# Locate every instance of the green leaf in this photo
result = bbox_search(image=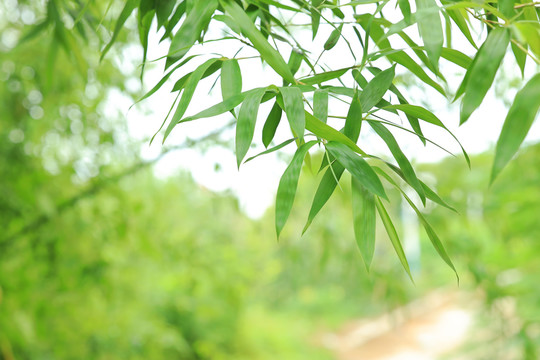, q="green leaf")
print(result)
[163,58,222,142]
[276,140,318,238]
[305,112,366,155]
[262,101,283,148]
[514,22,540,59]
[359,65,395,112]
[221,59,242,101]
[352,178,376,270]
[374,196,413,281]
[166,0,218,68]
[511,42,527,78]
[156,0,176,29]
[313,89,328,124]
[416,0,443,68]
[299,67,350,85]
[441,47,472,69]
[368,121,426,204]
[180,89,258,123]
[326,141,387,199]
[100,0,138,61]
[236,88,268,167]
[245,138,296,164]
[221,0,295,84]
[303,162,345,234]
[280,87,305,142]
[287,48,303,76]
[444,8,477,49]
[460,27,510,125]
[387,51,446,96]
[492,73,540,182]
[324,24,343,51]
[344,91,363,143]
